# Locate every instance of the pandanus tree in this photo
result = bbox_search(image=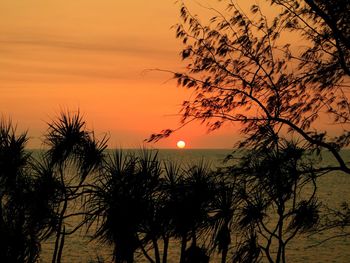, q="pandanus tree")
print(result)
[162,162,188,263]
[208,174,241,263]
[43,111,107,263]
[136,150,168,263]
[161,160,184,263]
[0,119,36,262]
[86,149,162,263]
[231,139,320,263]
[0,119,59,262]
[163,160,214,263]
